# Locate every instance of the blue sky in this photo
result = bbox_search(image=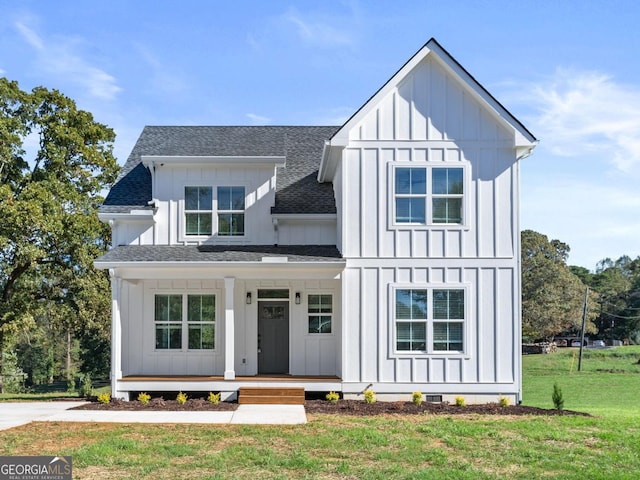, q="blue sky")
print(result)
[1,0,639,270]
